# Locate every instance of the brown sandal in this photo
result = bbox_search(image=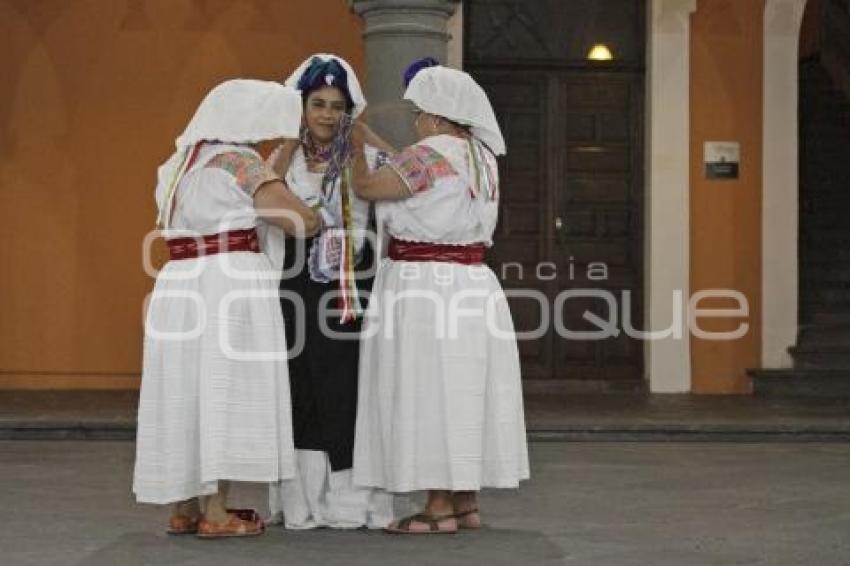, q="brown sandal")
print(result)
[167,514,200,535]
[226,508,263,523]
[453,508,481,529]
[196,509,265,539]
[384,512,458,535]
